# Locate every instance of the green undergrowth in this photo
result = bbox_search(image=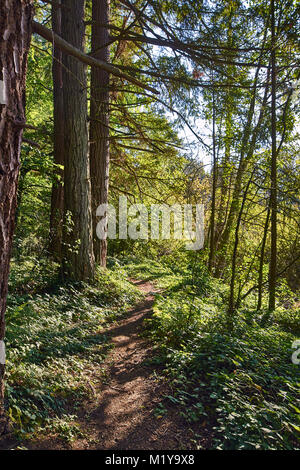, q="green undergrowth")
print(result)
[123,256,300,450]
[4,256,142,442]
[4,254,300,448]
